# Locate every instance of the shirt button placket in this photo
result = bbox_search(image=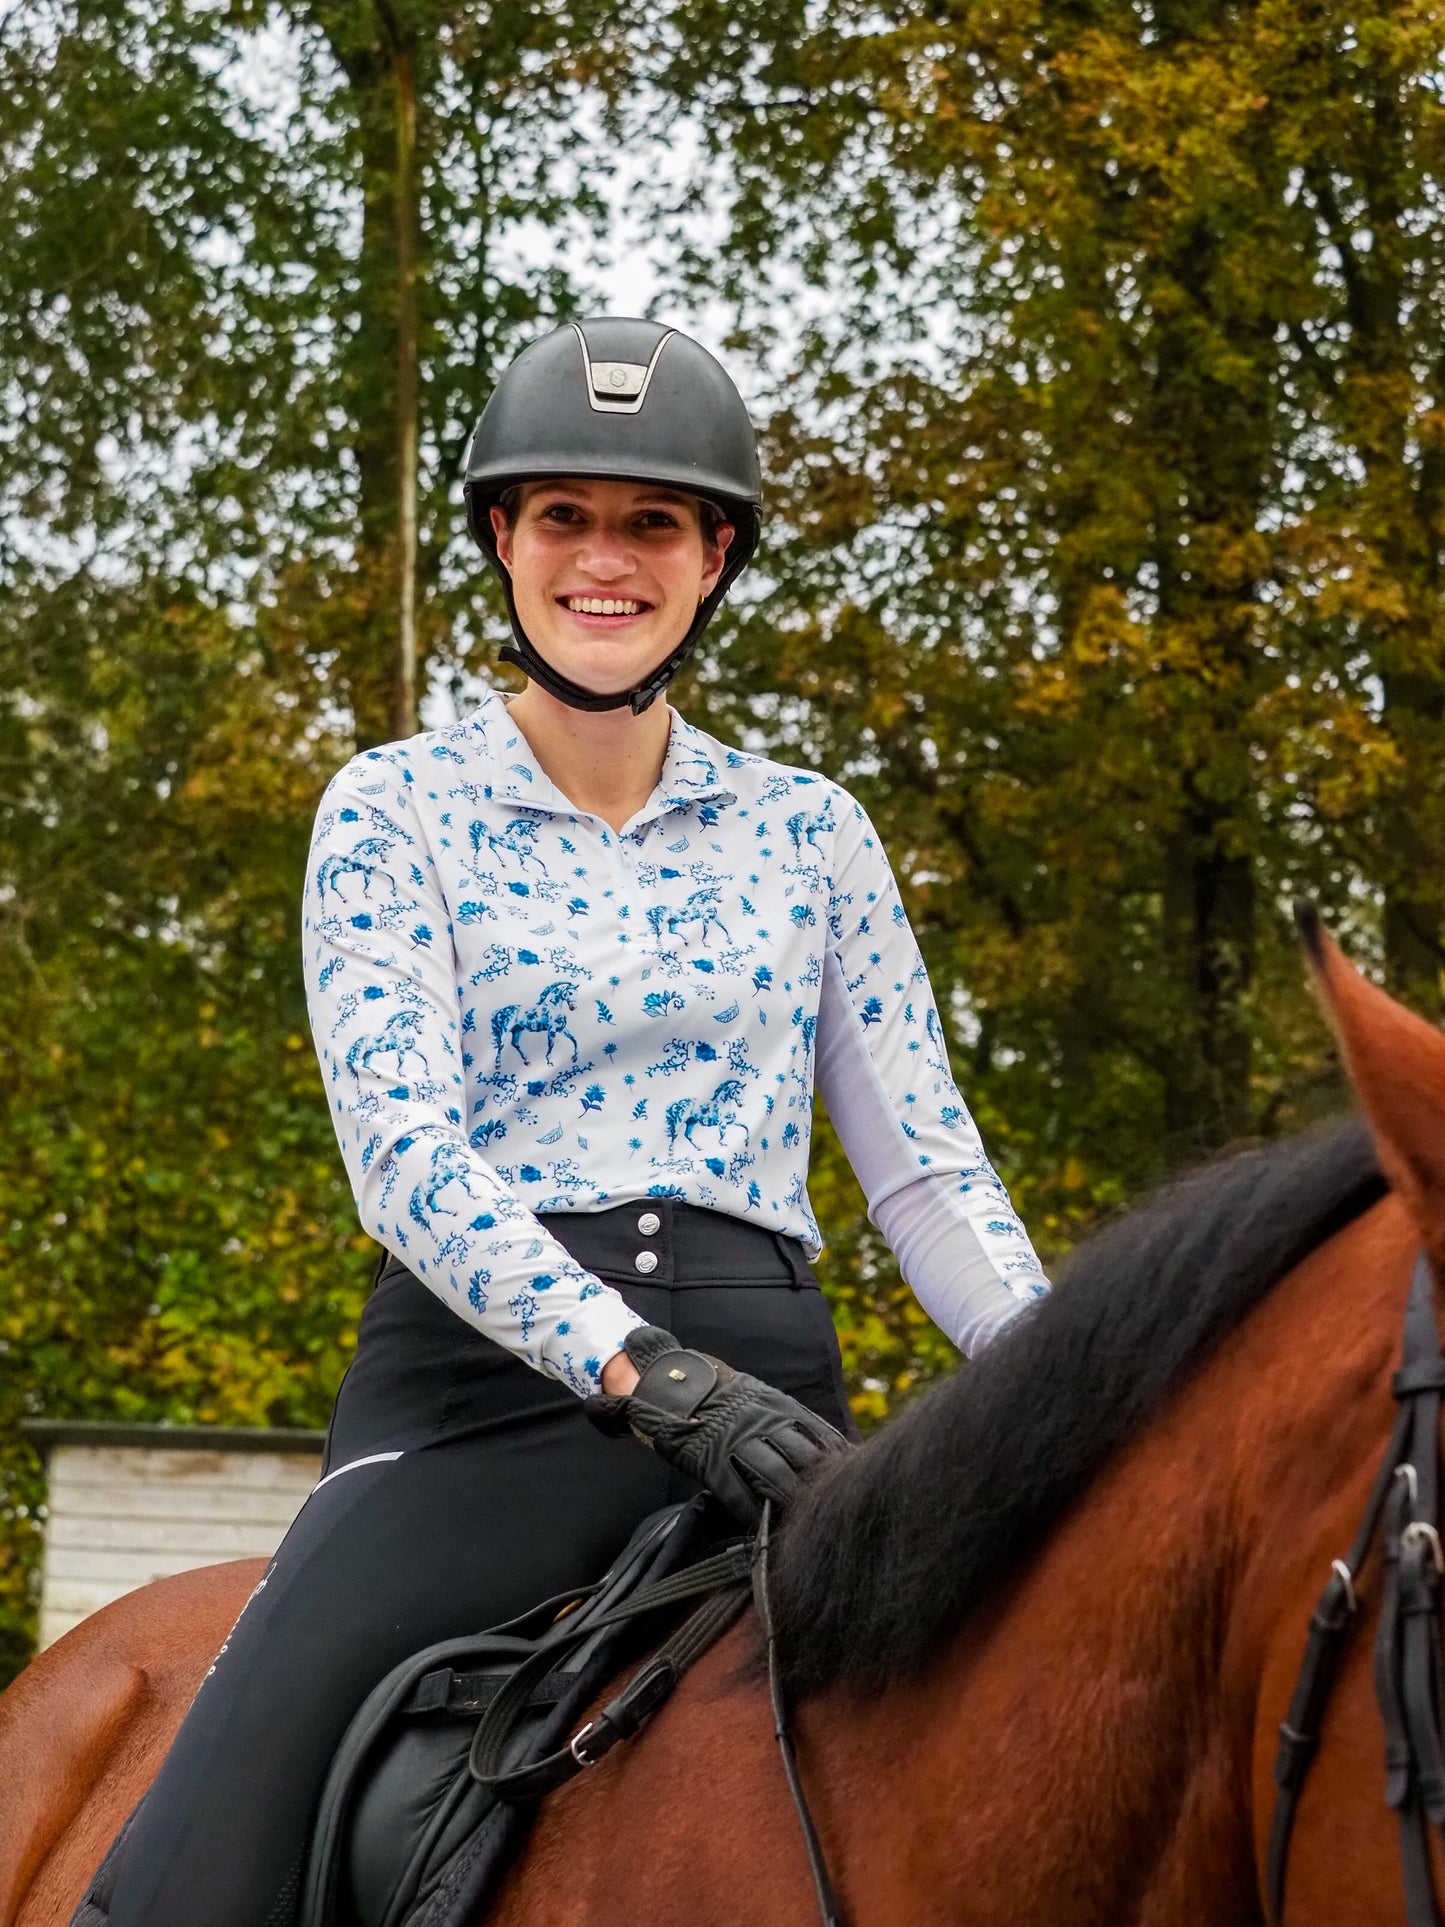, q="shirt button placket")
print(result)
[633,1206,665,1278]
